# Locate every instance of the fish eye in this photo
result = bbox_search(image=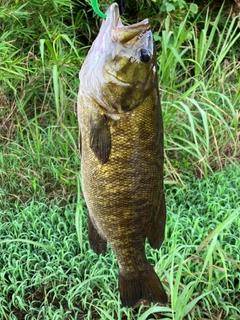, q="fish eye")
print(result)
[140,49,150,63]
